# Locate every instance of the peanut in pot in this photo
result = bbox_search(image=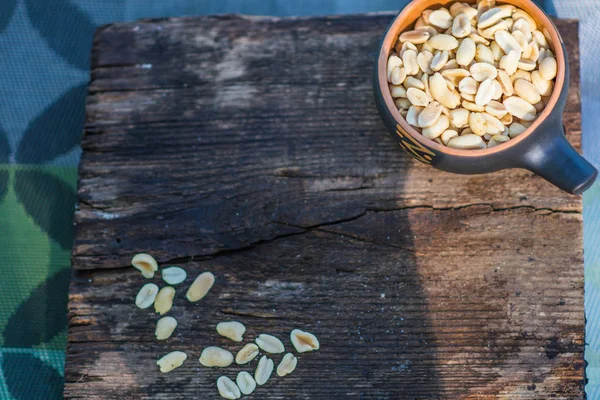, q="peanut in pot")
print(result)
[387,0,557,149]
